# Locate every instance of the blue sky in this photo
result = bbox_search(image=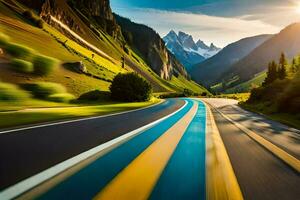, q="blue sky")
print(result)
[111,0,300,47]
